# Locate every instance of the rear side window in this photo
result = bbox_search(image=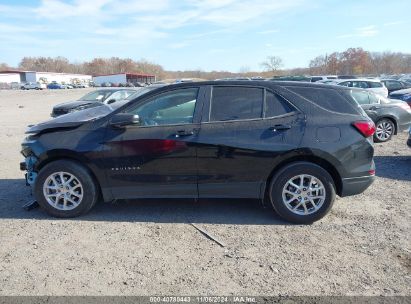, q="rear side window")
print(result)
[311,77,322,82]
[265,91,294,117]
[351,90,370,104]
[352,81,369,89]
[286,86,361,115]
[210,87,263,121]
[368,81,383,88]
